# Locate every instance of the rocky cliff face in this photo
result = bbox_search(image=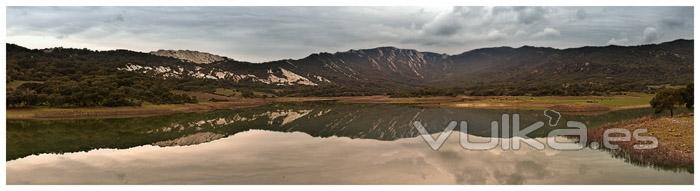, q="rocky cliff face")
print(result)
[150,49,226,64]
